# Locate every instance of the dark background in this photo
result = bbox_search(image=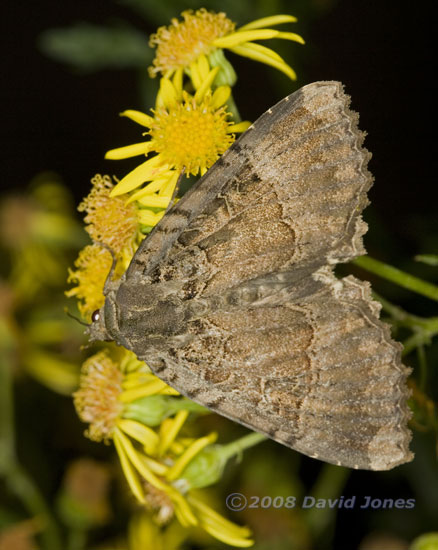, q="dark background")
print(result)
[2,2,437,549]
[3,1,435,246]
